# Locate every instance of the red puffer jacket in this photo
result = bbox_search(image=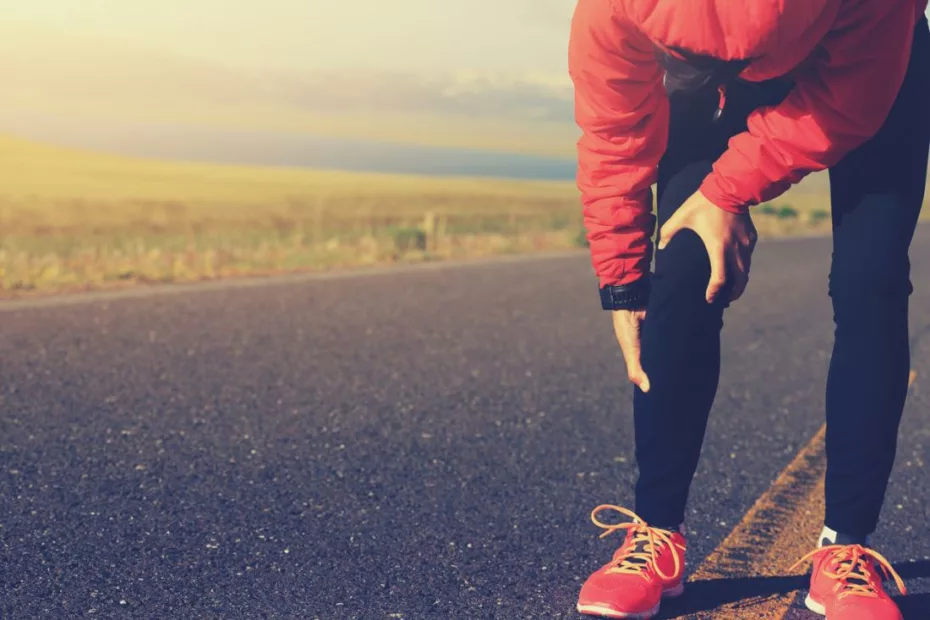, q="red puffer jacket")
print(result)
[569,0,928,287]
